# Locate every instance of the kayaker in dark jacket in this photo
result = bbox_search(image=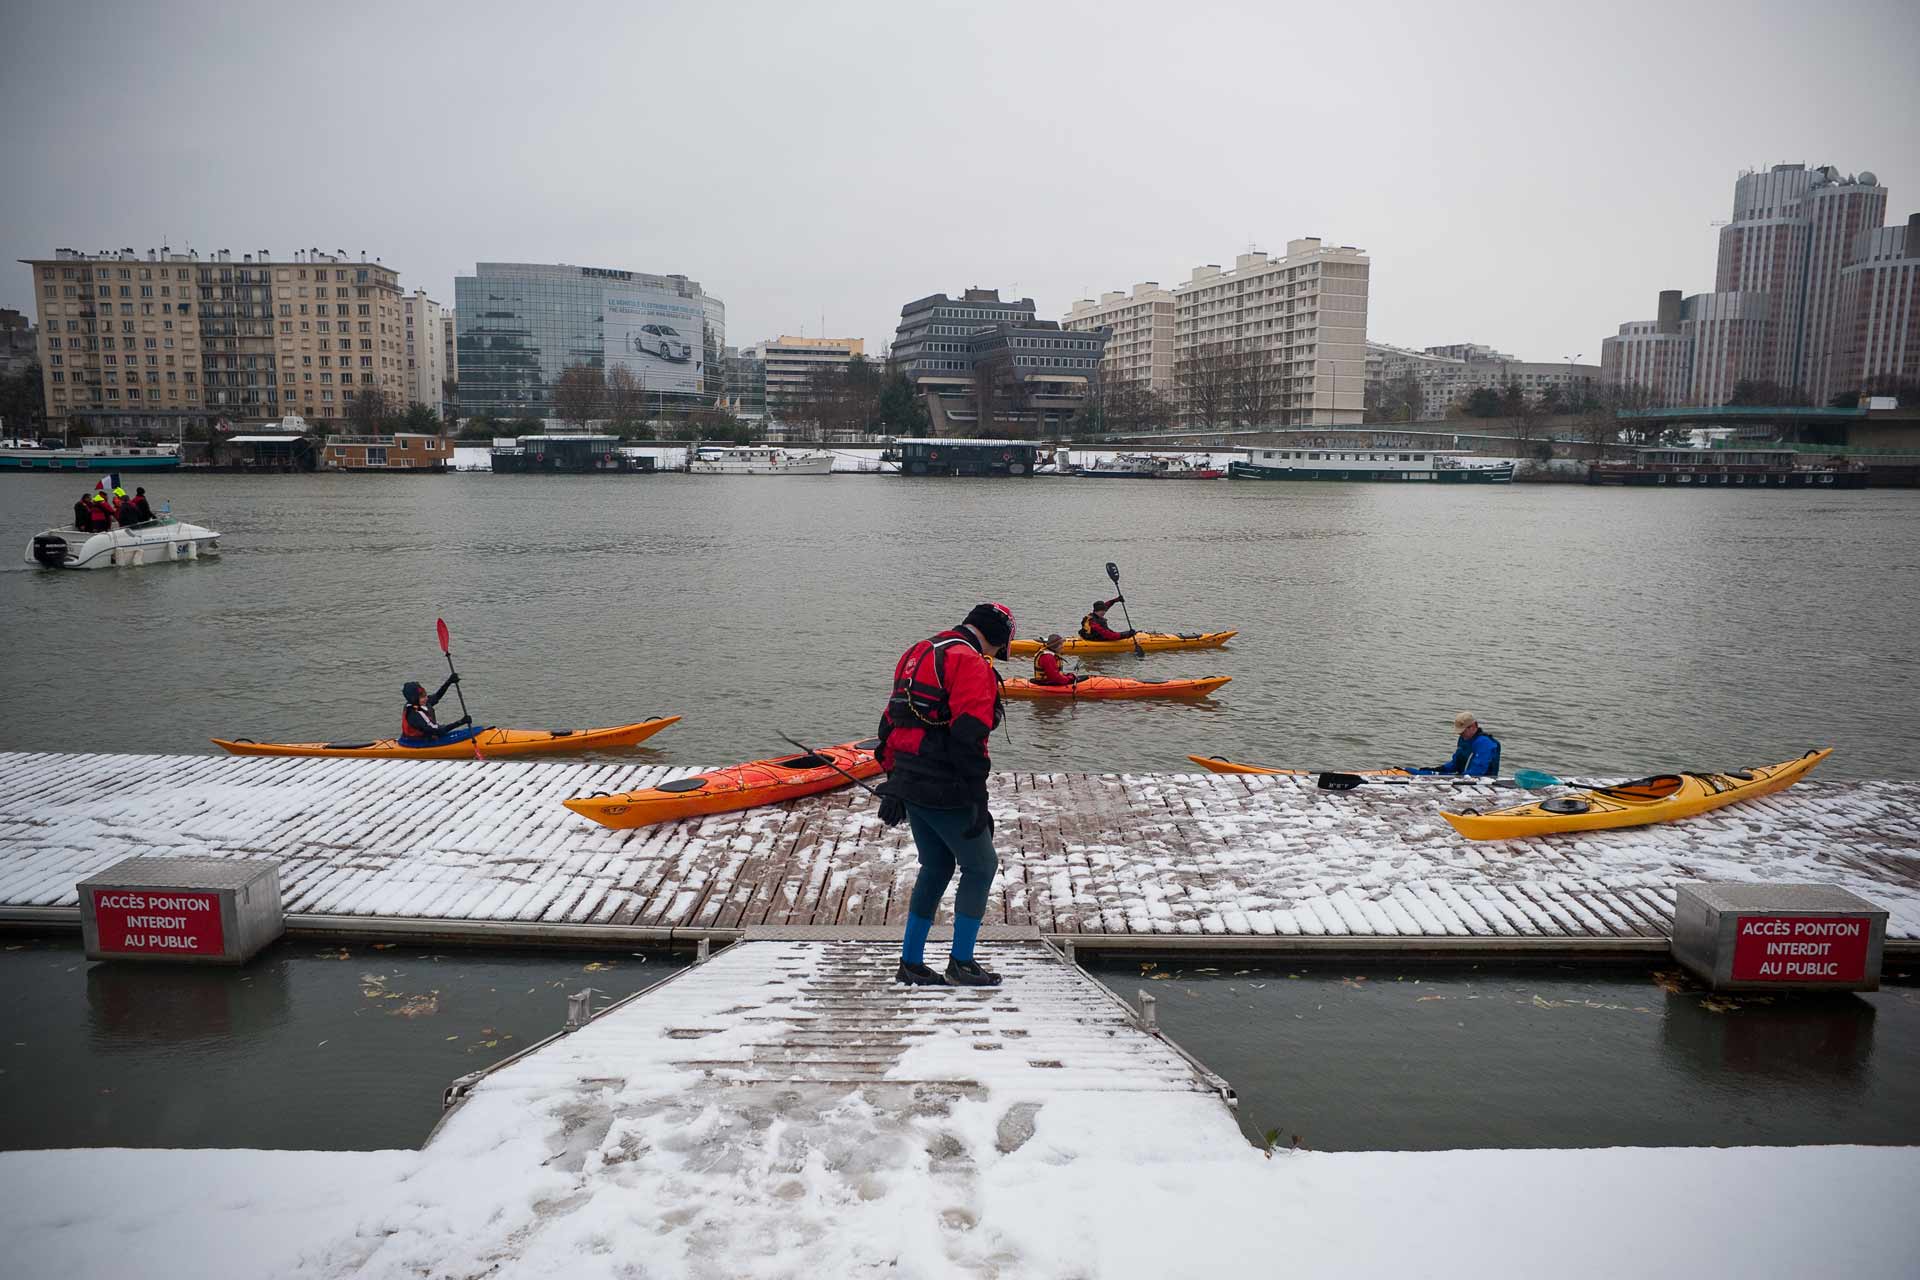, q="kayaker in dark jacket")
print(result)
[400,675,470,744]
[1080,597,1135,642]
[875,602,1013,988]
[1031,635,1080,686]
[1410,712,1501,777]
